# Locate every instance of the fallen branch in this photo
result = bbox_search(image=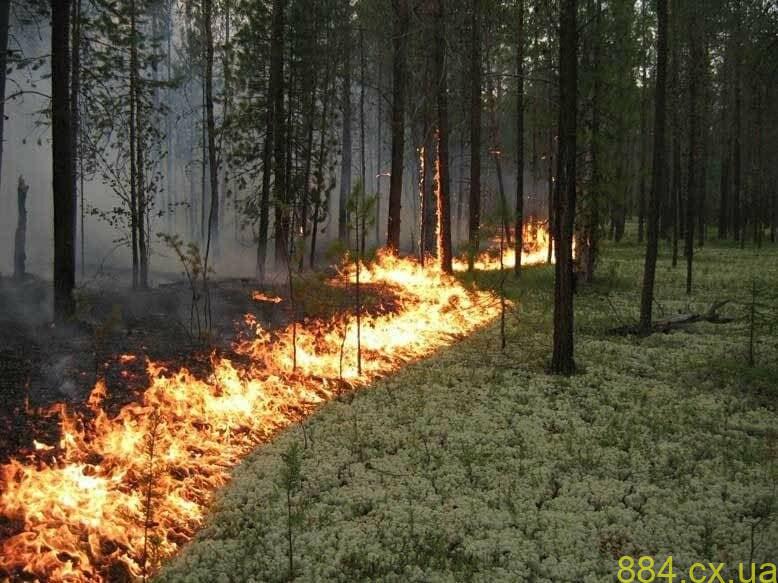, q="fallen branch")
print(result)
[611,300,735,335]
